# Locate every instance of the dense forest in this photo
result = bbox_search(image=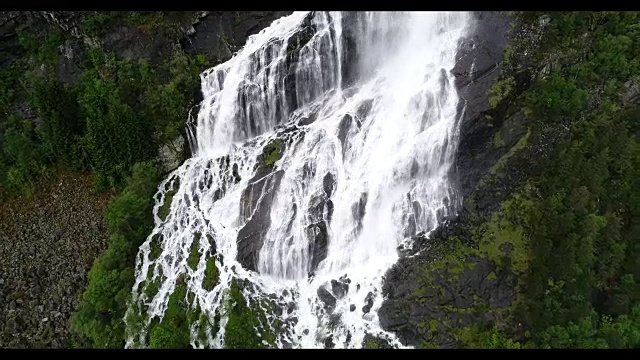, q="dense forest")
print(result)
[0,11,638,348]
[482,12,640,348]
